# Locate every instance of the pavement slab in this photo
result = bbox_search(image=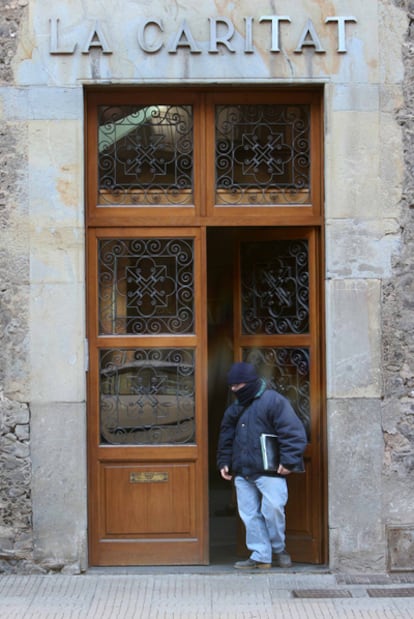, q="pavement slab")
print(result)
[1,573,414,618]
